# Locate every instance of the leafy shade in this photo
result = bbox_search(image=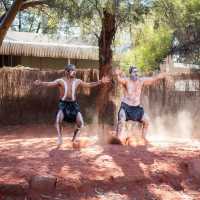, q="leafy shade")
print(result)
[121,23,173,73]
[153,0,200,57]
